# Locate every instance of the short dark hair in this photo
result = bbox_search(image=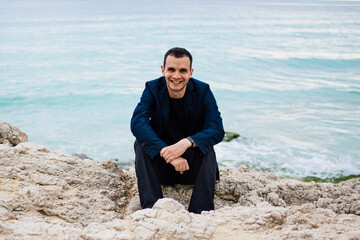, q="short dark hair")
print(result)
[163,47,193,69]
